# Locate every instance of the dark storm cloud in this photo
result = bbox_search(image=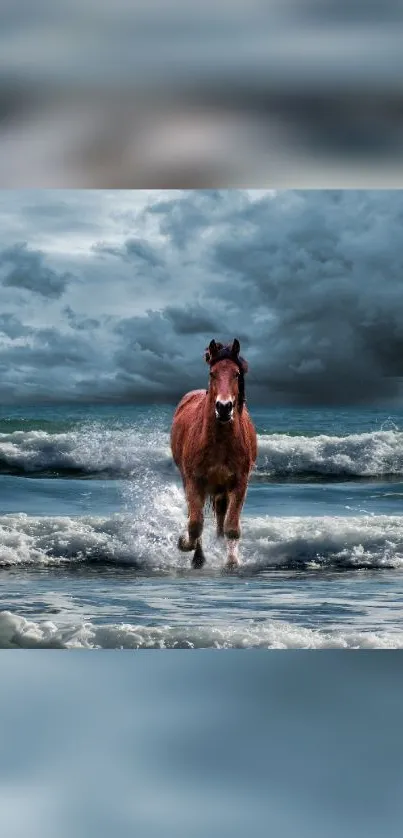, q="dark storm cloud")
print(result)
[109,303,253,405]
[113,312,177,359]
[94,237,164,268]
[111,308,222,403]
[2,189,403,406]
[0,313,32,339]
[19,199,104,235]
[2,327,92,368]
[0,242,71,298]
[164,304,221,335]
[206,190,403,404]
[131,189,403,406]
[92,235,169,292]
[63,306,100,332]
[143,190,248,249]
[0,314,115,403]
